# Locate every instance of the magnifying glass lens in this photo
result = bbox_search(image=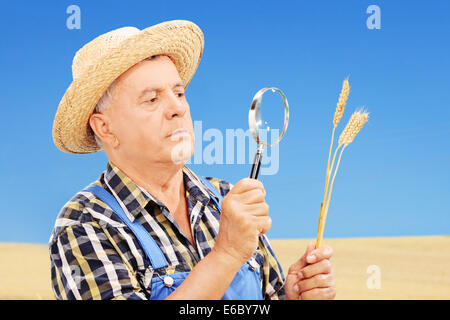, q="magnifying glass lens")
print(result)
[249,87,289,179]
[255,89,287,144]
